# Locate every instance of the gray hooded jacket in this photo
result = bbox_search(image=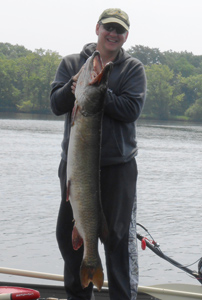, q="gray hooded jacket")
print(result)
[50,43,147,166]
